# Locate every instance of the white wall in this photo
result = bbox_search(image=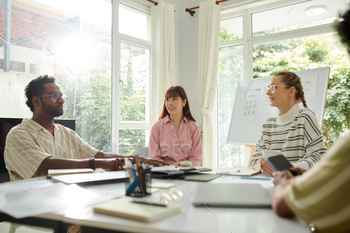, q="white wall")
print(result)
[178,0,202,121]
